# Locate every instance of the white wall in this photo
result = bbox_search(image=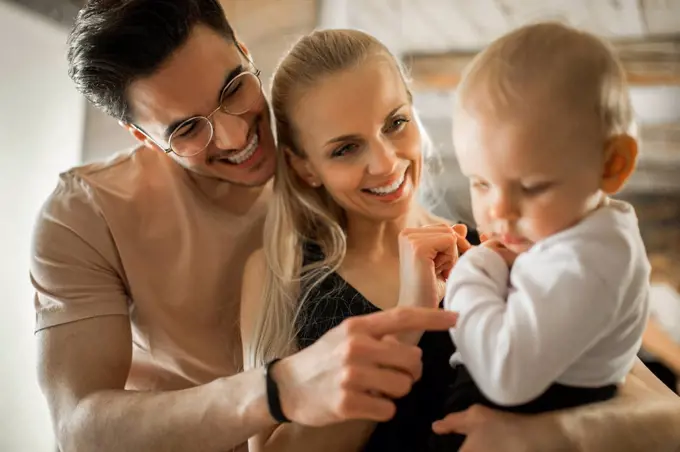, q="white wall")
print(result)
[82,102,136,162]
[0,2,85,450]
